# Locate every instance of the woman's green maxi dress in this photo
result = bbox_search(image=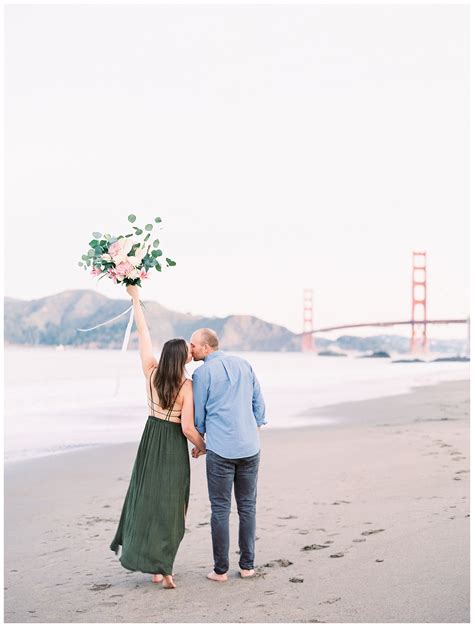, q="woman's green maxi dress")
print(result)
[110,378,190,576]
